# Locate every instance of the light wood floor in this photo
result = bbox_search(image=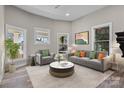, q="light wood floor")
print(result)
[0,65,124,88]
